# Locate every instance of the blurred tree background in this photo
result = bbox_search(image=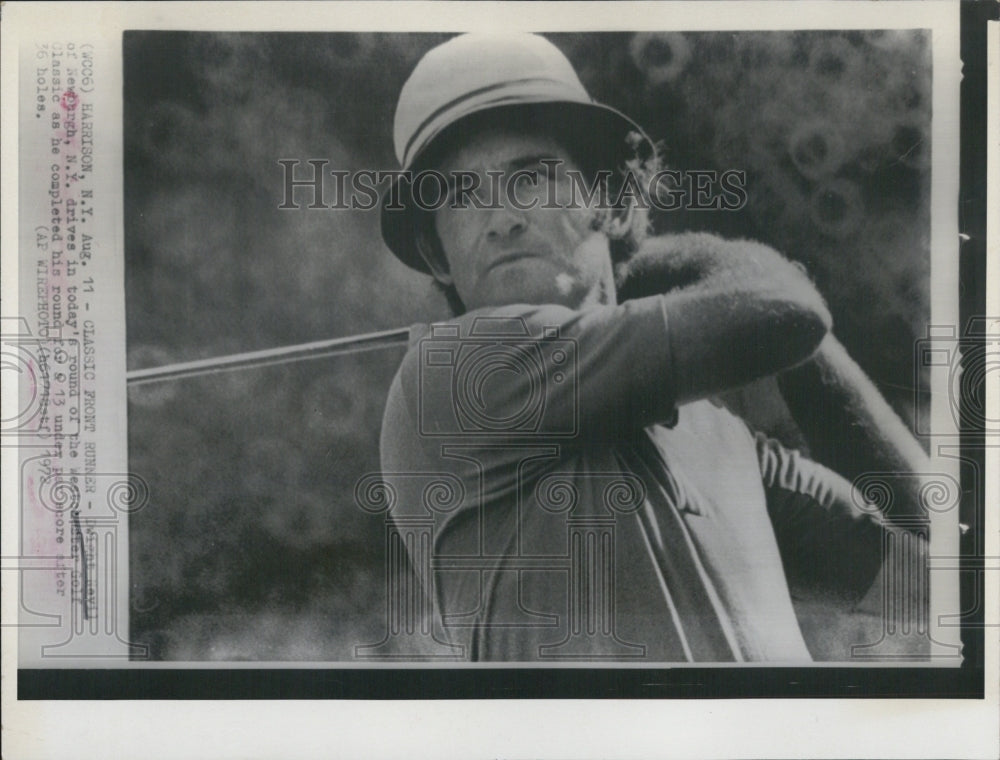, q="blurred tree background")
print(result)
[124,31,930,660]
